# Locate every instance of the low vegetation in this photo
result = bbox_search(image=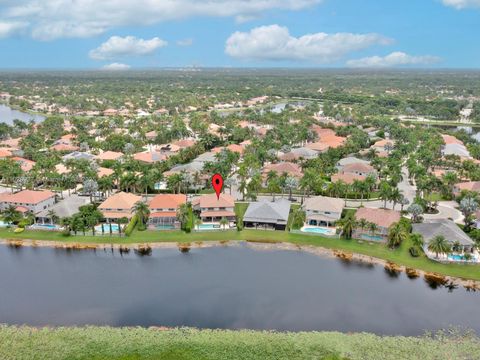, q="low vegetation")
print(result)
[0,325,478,360]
